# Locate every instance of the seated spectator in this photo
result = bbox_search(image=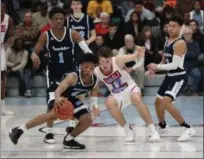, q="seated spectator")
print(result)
[125,0,155,23]
[6,38,28,96]
[118,34,145,93]
[87,0,113,18]
[103,23,124,56]
[95,12,110,35]
[159,5,174,28]
[183,27,201,96]
[32,2,49,31]
[124,11,143,42]
[18,11,39,53]
[93,7,102,23]
[138,26,162,69]
[189,0,204,32]
[157,22,169,54]
[90,34,105,55]
[48,0,63,12]
[175,0,193,16]
[121,0,134,19]
[189,19,204,53]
